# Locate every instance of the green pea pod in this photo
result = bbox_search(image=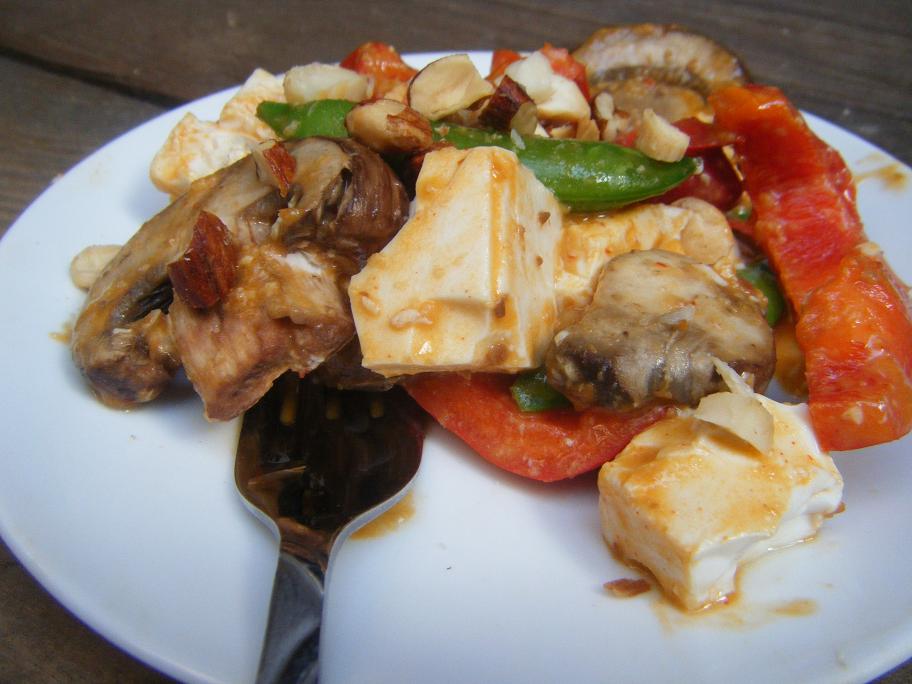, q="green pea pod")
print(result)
[510,368,571,413]
[257,99,354,139]
[256,100,698,211]
[737,261,786,326]
[432,124,699,211]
